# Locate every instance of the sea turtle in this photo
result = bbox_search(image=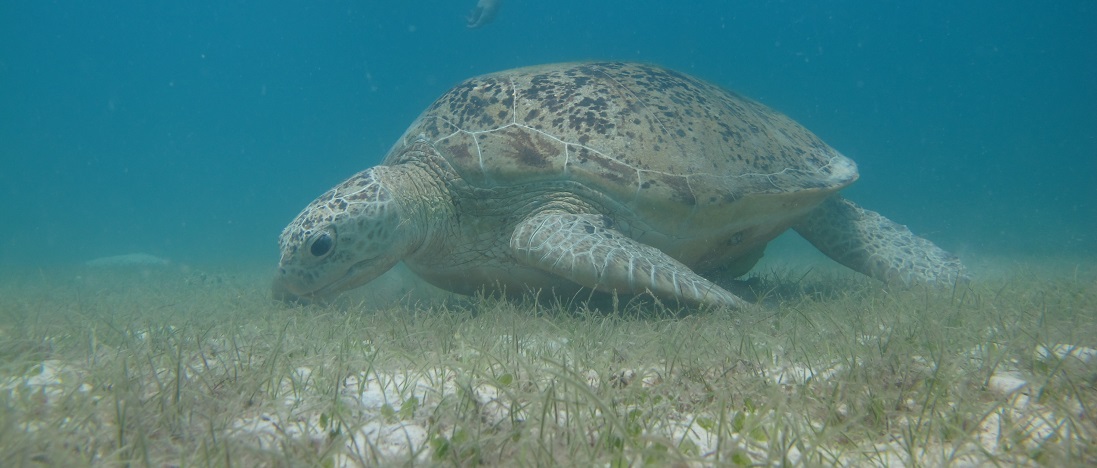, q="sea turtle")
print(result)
[273,62,966,309]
